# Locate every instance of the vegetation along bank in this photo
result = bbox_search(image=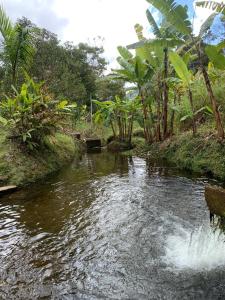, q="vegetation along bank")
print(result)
[2,0,225,185]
